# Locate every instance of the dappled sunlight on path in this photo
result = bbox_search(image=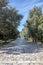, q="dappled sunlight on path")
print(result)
[0,38,43,65]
